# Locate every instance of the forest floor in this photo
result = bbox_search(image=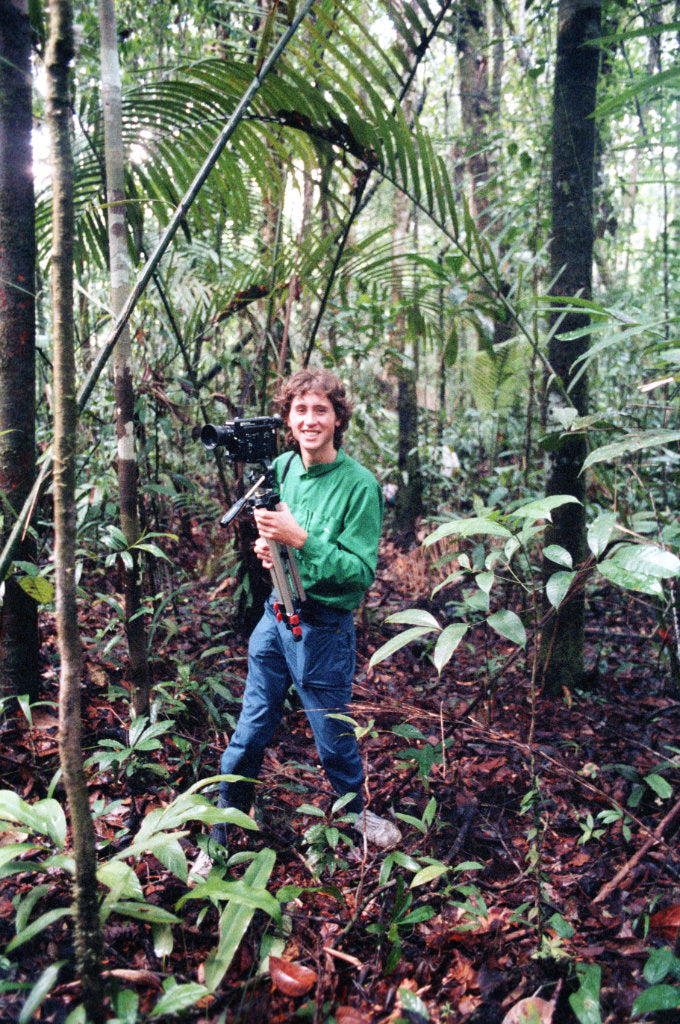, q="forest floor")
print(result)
[2,524,680,1024]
